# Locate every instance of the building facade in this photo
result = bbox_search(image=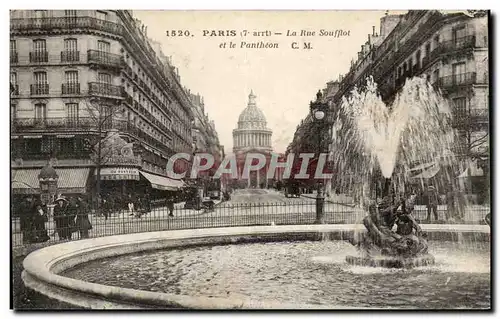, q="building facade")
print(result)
[232,91,276,188]
[9,10,218,204]
[288,10,489,201]
[189,92,225,194]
